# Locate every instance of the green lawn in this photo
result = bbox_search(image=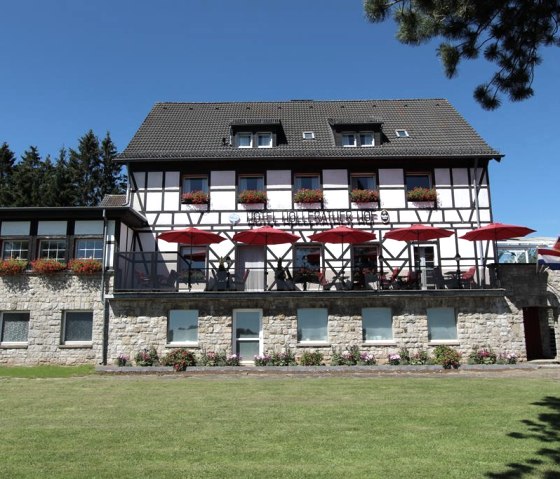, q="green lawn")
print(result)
[0,373,558,478]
